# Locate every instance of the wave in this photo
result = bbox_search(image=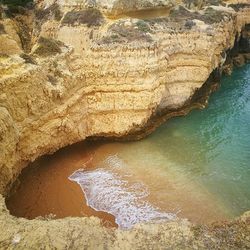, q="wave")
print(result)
[69,155,175,229]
